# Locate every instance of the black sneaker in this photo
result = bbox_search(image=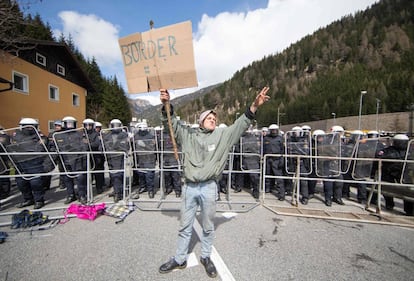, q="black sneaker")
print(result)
[16,200,34,208]
[159,258,187,274]
[200,257,217,278]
